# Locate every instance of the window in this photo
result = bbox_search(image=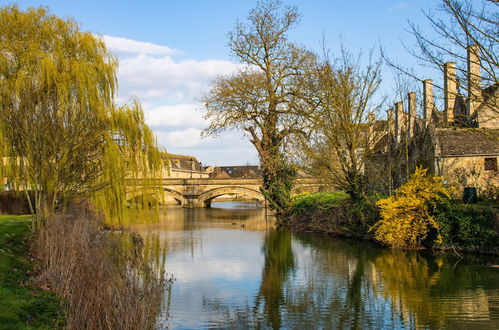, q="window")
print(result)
[484,157,497,171]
